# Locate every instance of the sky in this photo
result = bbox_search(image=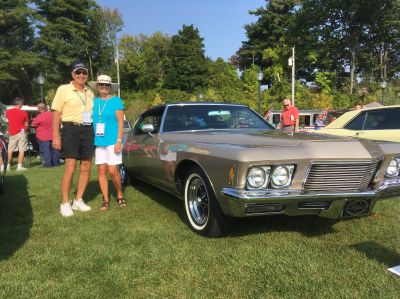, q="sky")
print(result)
[96,0,266,60]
